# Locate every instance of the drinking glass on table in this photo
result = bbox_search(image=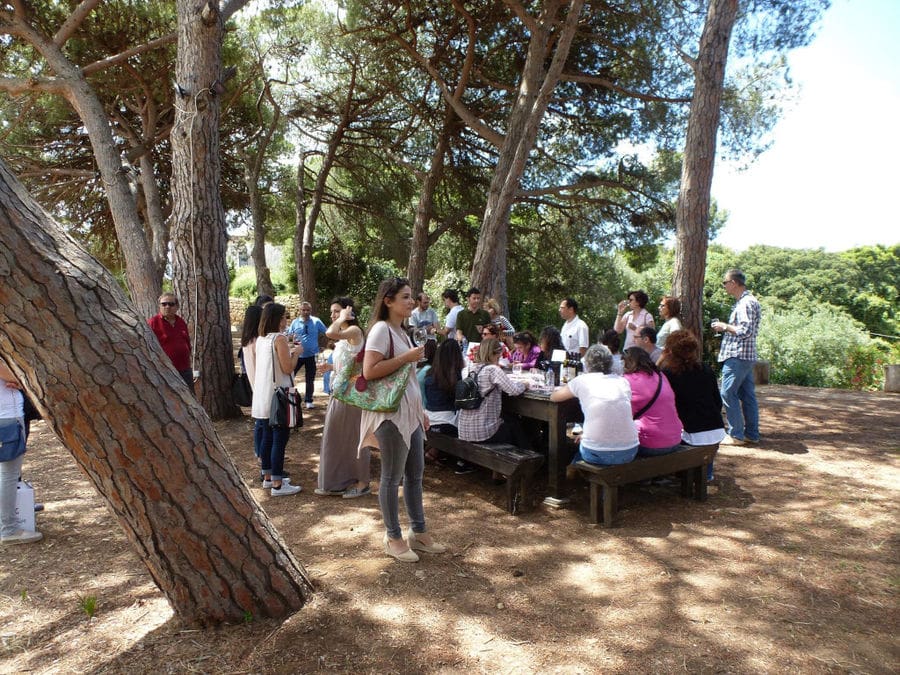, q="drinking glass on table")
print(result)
[511,362,523,376]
